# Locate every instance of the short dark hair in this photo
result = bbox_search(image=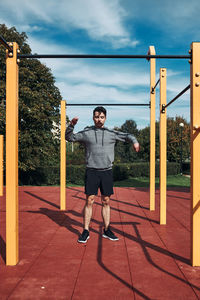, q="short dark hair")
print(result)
[93,106,107,117]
